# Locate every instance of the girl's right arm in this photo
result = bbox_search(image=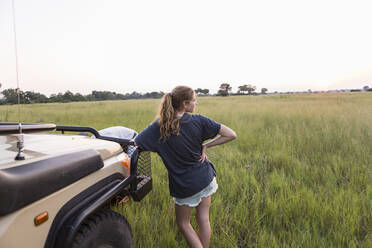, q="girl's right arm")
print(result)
[133,121,159,152]
[199,124,237,163]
